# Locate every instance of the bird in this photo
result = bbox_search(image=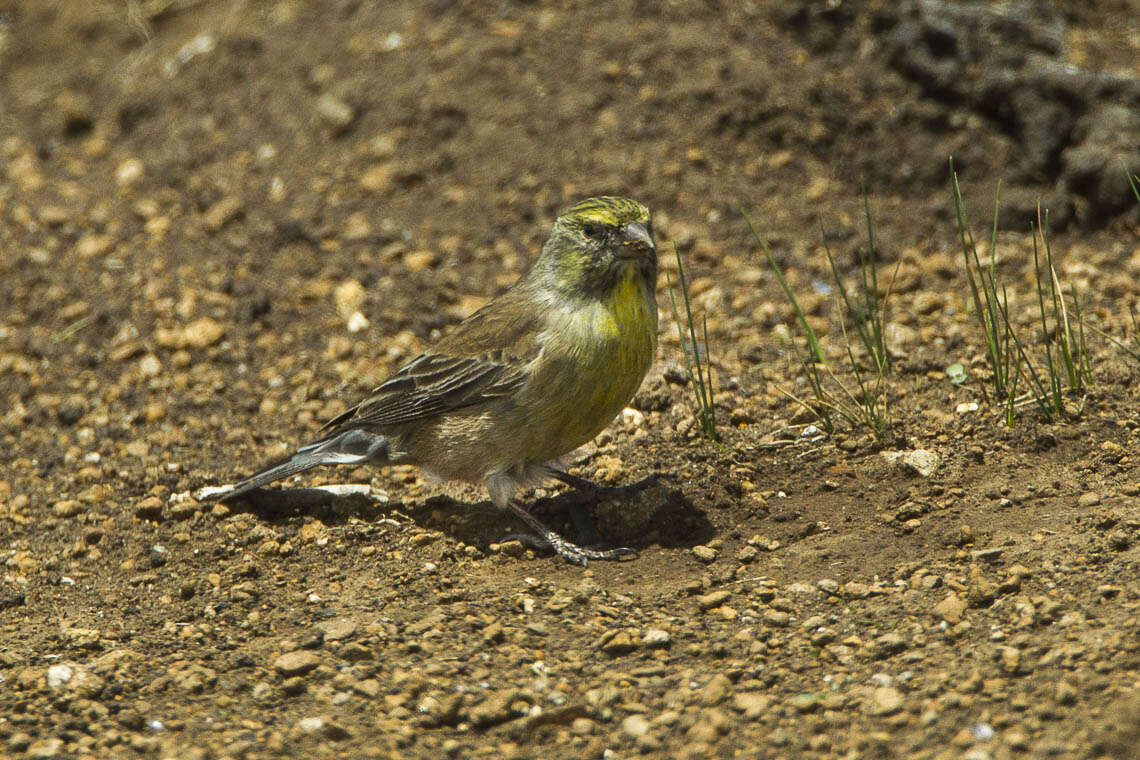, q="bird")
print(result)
[212,196,659,565]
